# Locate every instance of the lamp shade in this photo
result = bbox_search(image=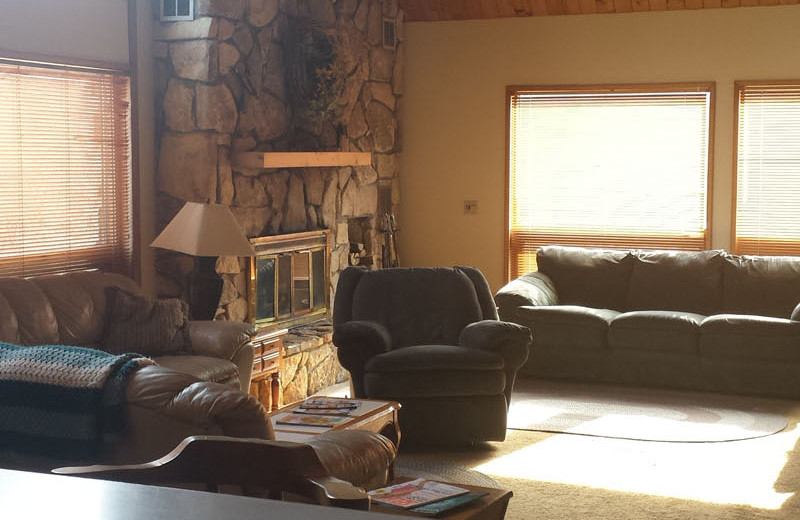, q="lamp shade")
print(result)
[151,202,254,257]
